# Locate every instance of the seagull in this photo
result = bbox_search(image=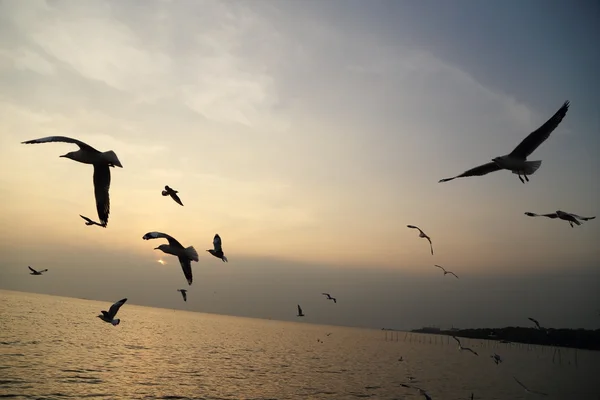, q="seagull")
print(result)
[177,289,187,302]
[452,336,479,356]
[297,304,305,317]
[528,317,543,330]
[400,383,433,400]
[326,332,332,336]
[407,225,434,255]
[439,101,570,184]
[434,265,459,279]
[22,136,123,226]
[490,353,503,365]
[97,298,127,326]
[525,210,595,228]
[162,185,183,206]
[513,376,548,397]
[28,266,48,275]
[322,293,337,303]
[142,231,199,285]
[207,234,228,262]
[79,214,105,227]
